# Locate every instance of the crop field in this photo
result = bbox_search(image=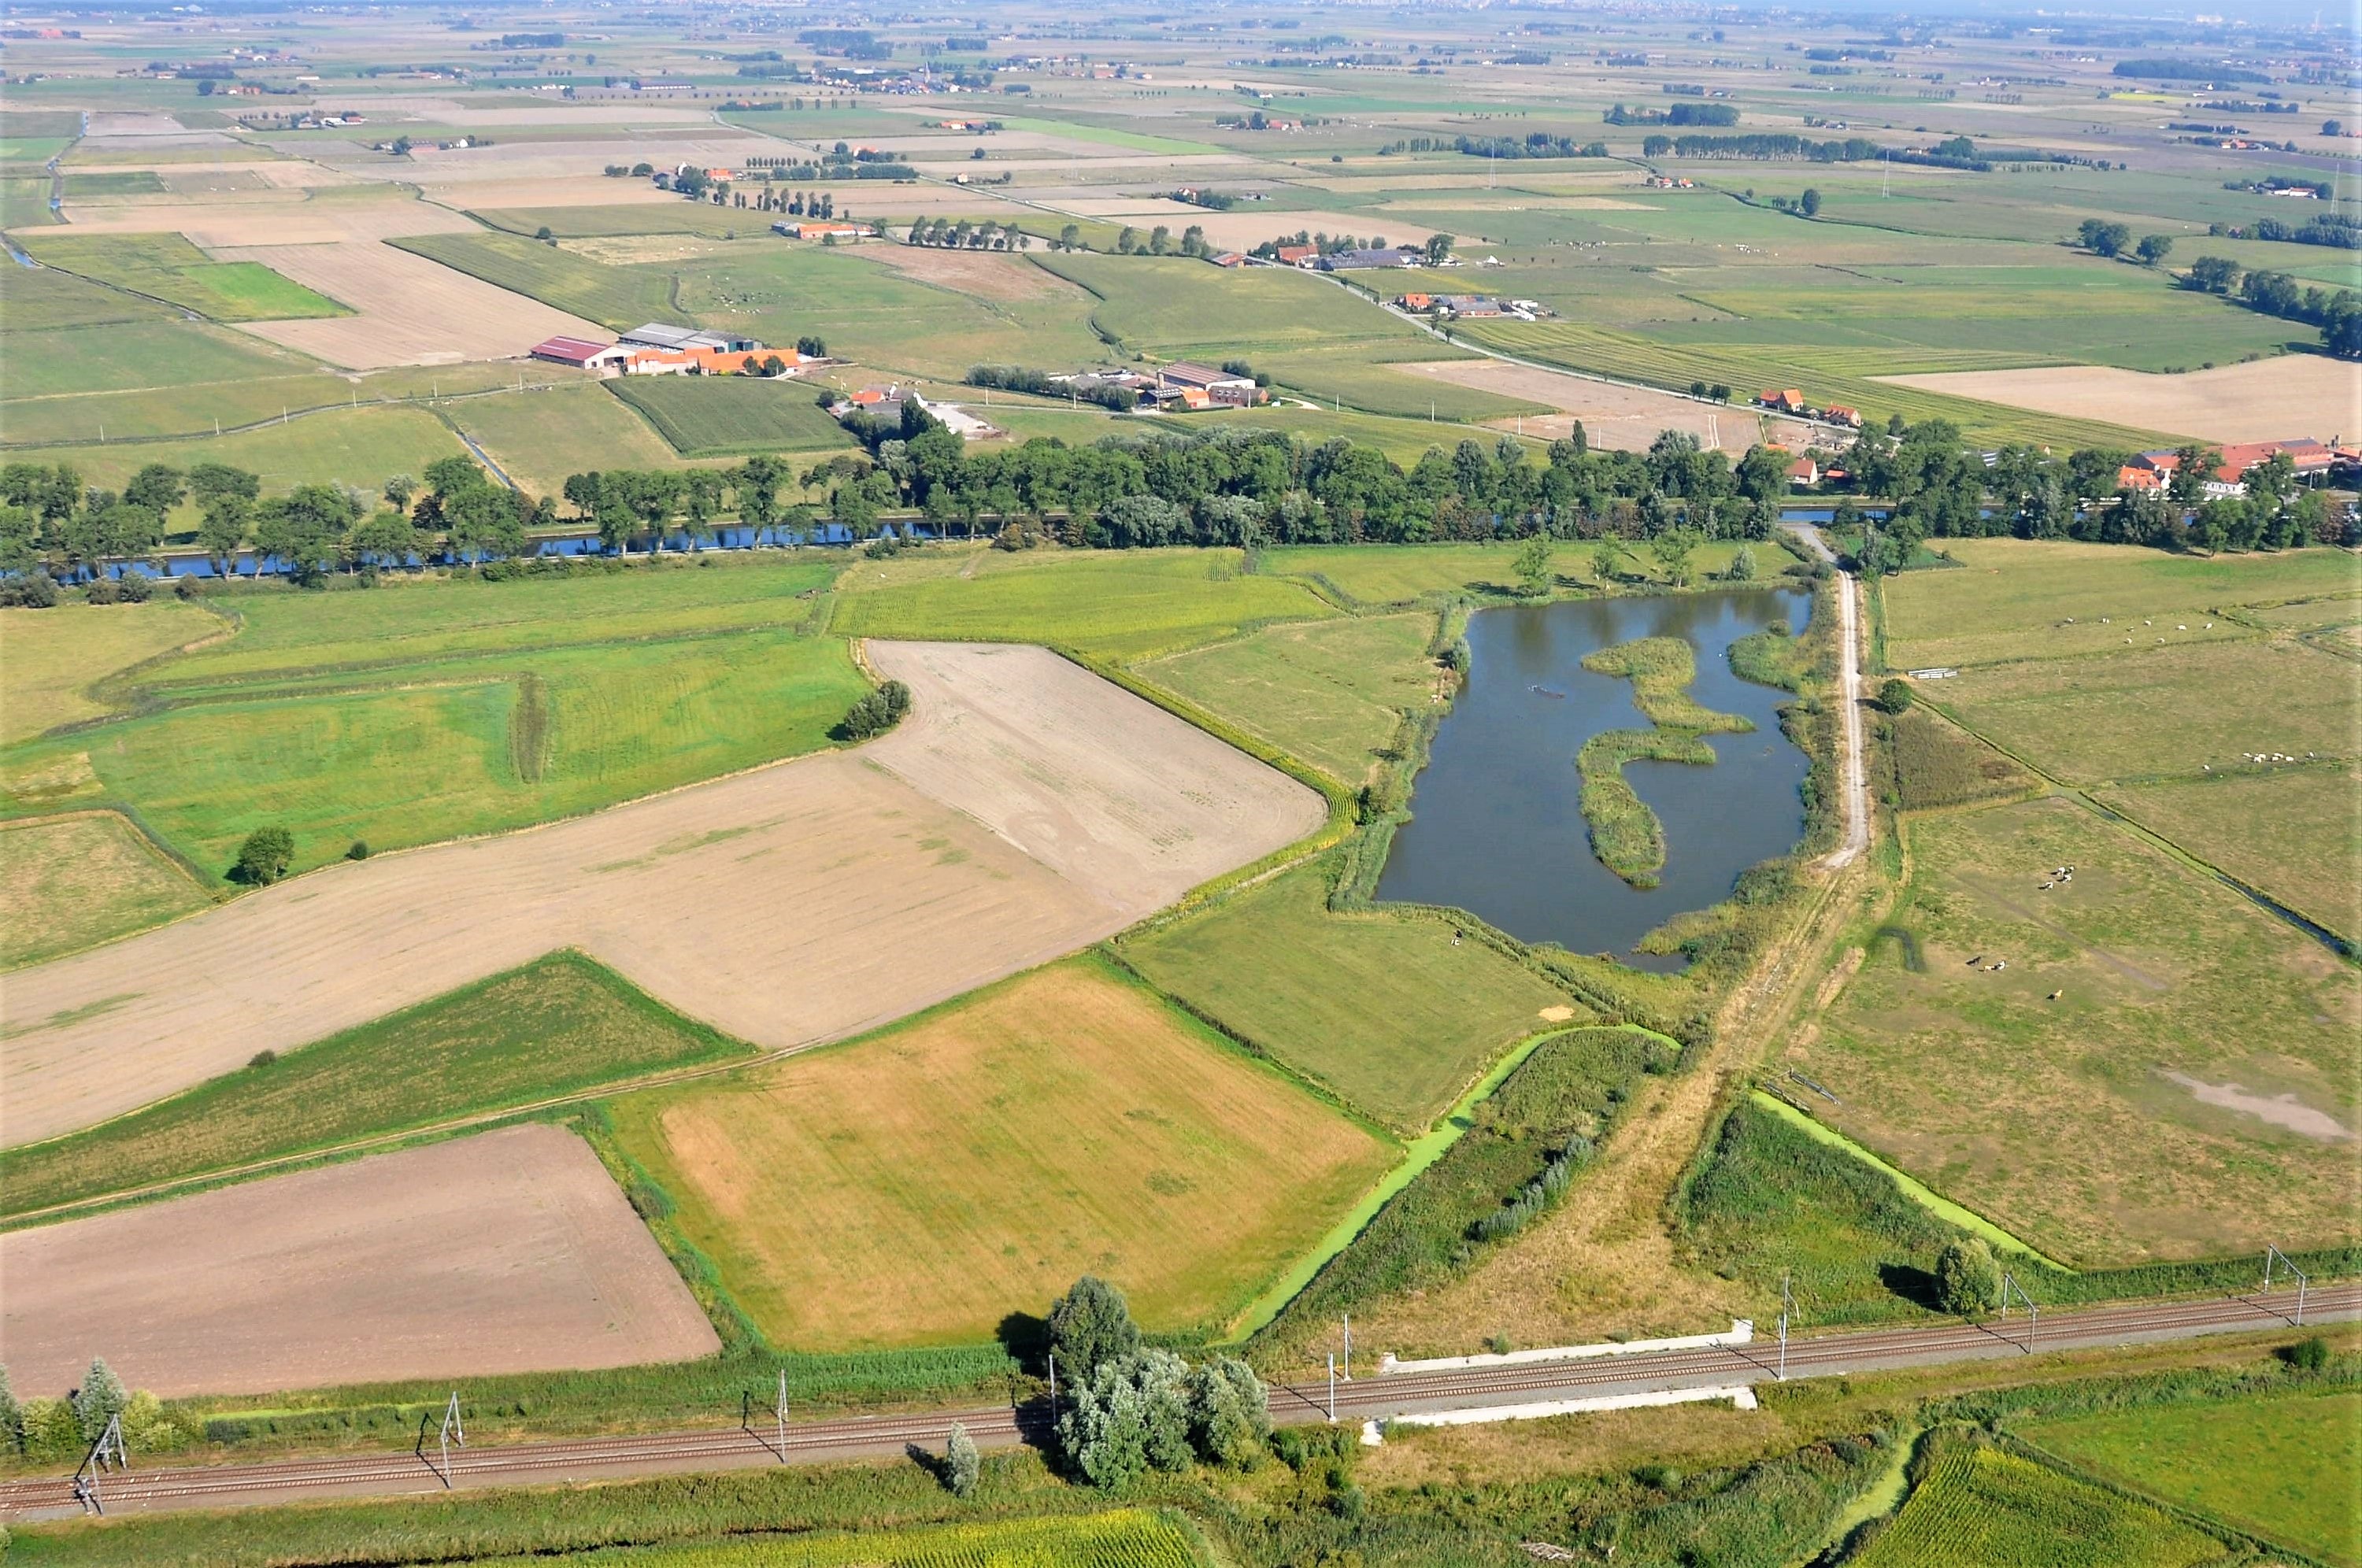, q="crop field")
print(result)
[221,240,607,368]
[829,546,1334,662]
[1,599,222,742]
[1261,540,1748,607]
[1884,355,2362,449]
[12,231,349,321]
[1386,357,1817,453]
[1853,1447,2227,1568]
[0,952,750,1219]
[1879,539,2360,671]
[2,316,311,402]
[1121,860,1579,1130]
[1793,796,2360,1266]
[1253,346,1550,424]
[0,1124,720,1399]
[0,814,210,971]
[392,231,692,331]
[610,958,1393,1346]
[2027,1392,2360,1563]
[607,375,859,457]
[1930,638,2353,786]
[1139,611,1436,786]
[2,642,1318,1148]
[2104,767,2361,942]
